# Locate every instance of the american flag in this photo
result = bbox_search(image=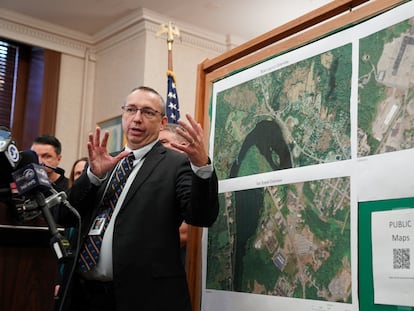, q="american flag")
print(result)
[166,70,180,123]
